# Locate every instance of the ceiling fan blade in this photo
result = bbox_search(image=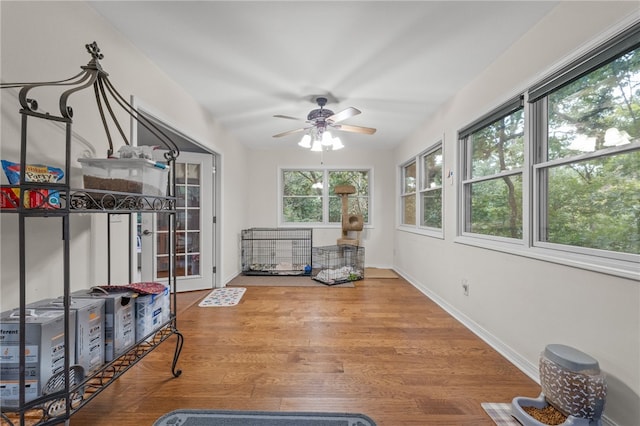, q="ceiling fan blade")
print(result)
[326,107,361,124]
[332,124,377,135]
[272,127,308,138]
[274,114,305,121]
